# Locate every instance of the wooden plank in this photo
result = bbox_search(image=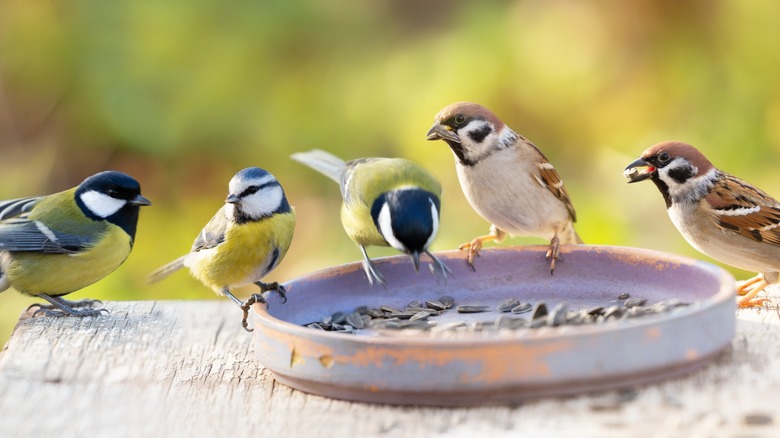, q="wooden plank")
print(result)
[0,292,779,437]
